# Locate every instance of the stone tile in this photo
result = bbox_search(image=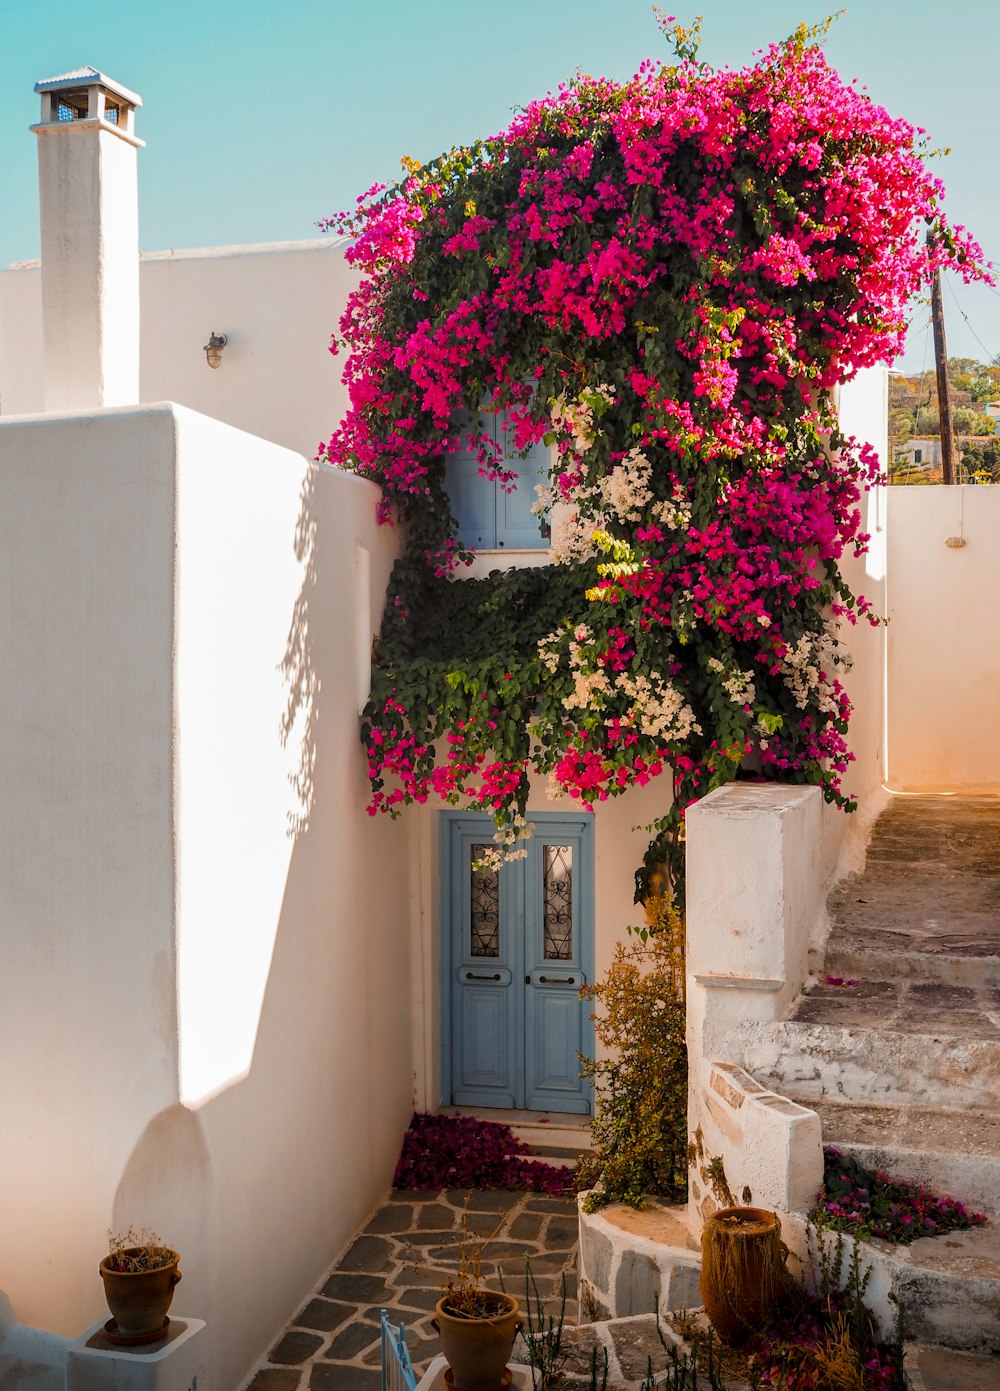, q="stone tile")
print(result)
[462,1209,513,1235]
[543,1215,579,1249]
[310,1366,380,1391]
[493,1249,573,1274]
[390,1265,450,1289]
[268,1331,325,1365]
[392,1286,446,1313]
[511,1271,564,1301]
[247,1371,303,1391]
[609,1313,670,1381]
[320,1272,388,1303]
[391,1187,444,1202]
[293,1298,355,1333]
[554,1325,605,1378]
[364,1205,415,1234]
[416,1202,453,1229]
[508,1212,544,1241]
[324,1320,381,1361]
[447,1188,522,1211]
[400,1228,464,1249]
[523,1195,579,1214]
[337,1235,394,1272]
